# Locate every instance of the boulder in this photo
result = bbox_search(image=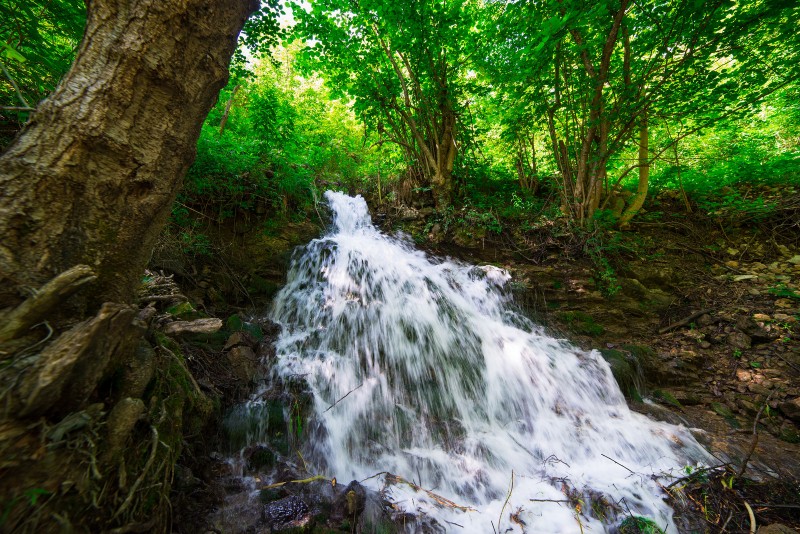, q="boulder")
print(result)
[262,495,310,530]
[778,397,800,423]
[726,332,752,350]
[226,345,258,382]
[223,330,256,351]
